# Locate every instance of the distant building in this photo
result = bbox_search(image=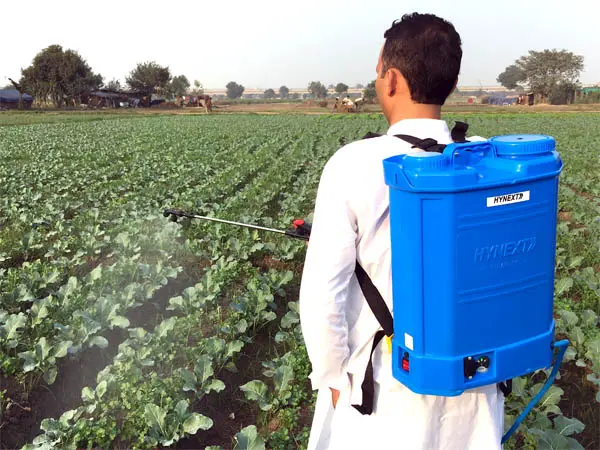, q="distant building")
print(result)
[0,89,33,109]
